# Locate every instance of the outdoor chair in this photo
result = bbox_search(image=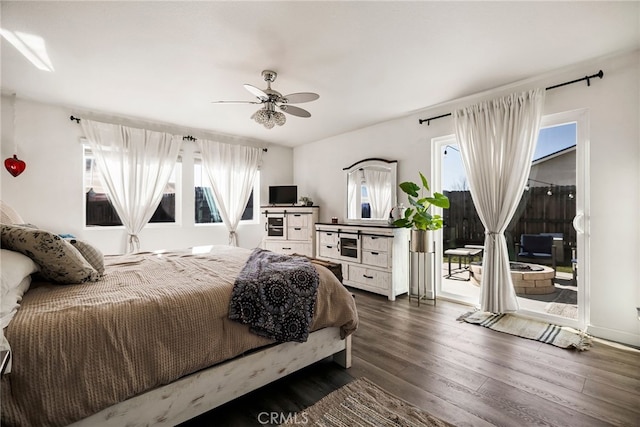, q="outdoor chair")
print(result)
[515,234,557,272]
